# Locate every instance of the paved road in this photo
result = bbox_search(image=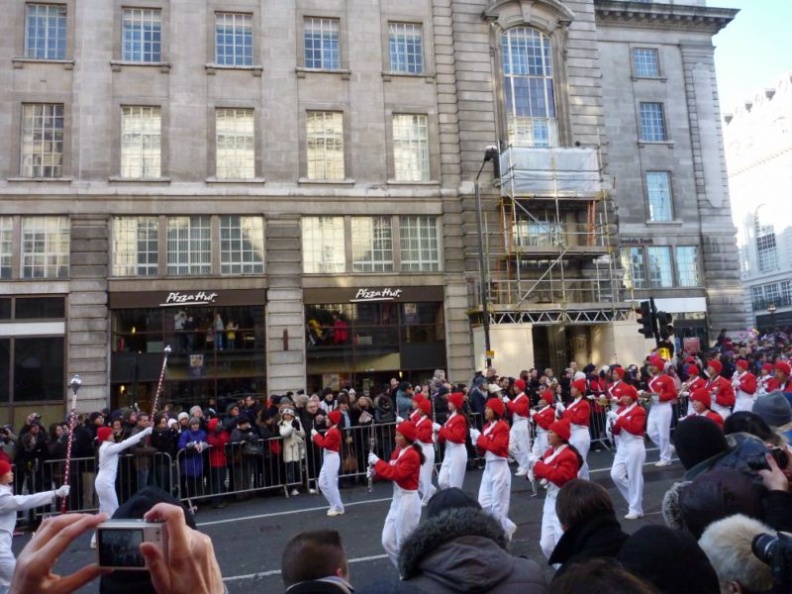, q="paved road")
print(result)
[12,447,683,593]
